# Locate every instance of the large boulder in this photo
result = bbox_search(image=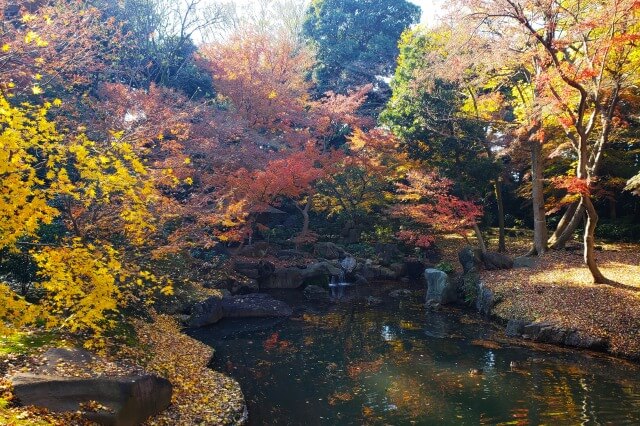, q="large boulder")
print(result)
[262,261,344,289]
[475,280,495,316]
[187,296,224,327]
[263,267,304,289]
[11,373,171,426]
[458,247,480,274]
[481,251,514,270]
[221,293,293,318]
[313,242,344,260]
[233,260,275,280]
[424,268,458,307]
[359,263,397,281]
[302,261,343,280]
